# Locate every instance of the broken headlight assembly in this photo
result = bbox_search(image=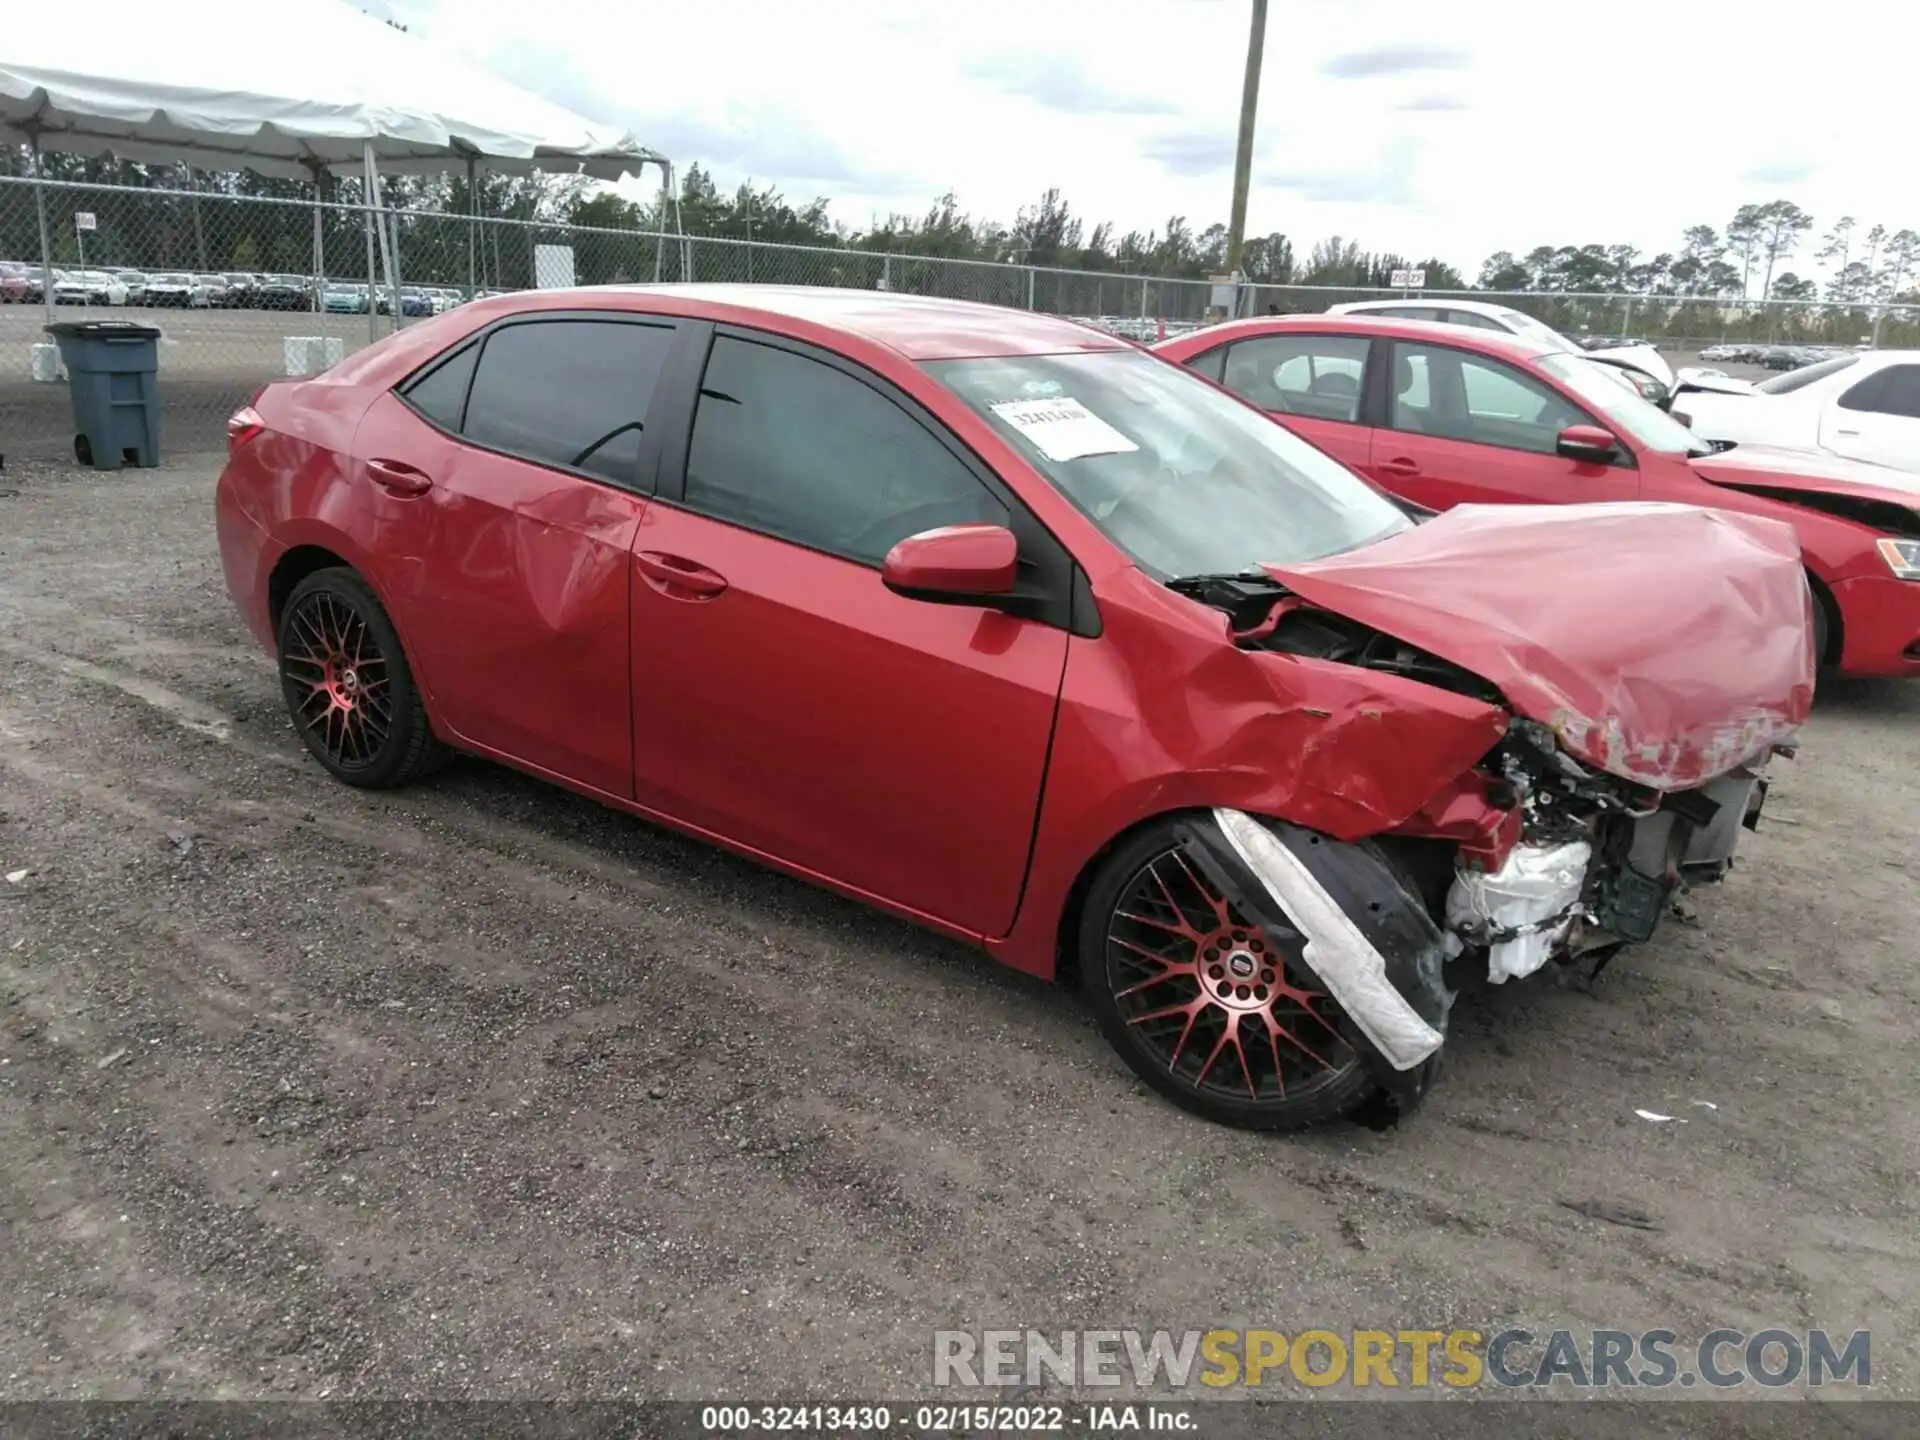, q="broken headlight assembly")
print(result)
[1877,536,1920,580]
